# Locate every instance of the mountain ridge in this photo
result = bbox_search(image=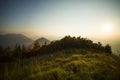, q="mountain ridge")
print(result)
[0,33,33,48]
